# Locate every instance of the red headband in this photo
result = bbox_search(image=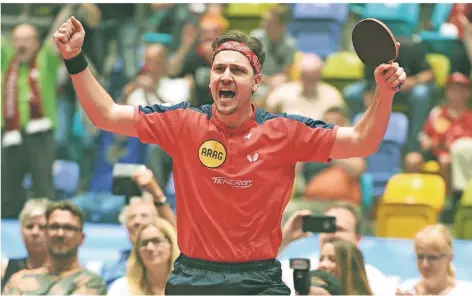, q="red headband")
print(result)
[212,41,261,75]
